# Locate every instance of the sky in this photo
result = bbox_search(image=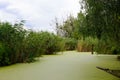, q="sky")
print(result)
[0,0,80,32]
